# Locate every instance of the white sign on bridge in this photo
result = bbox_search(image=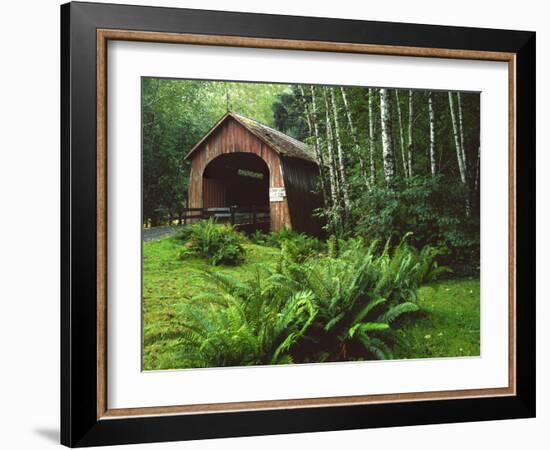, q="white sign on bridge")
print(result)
[269,187,286,202]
